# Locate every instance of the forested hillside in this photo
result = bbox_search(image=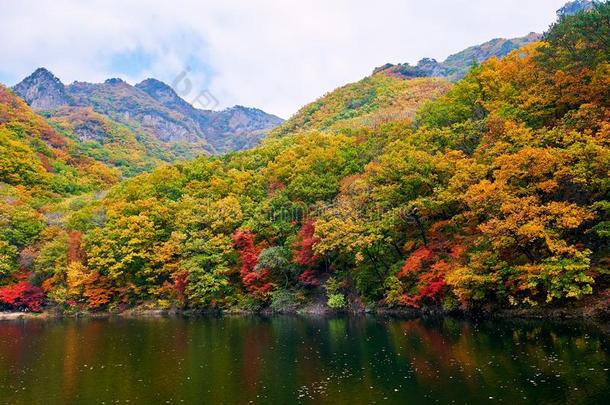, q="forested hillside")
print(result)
[0,3,608,314]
